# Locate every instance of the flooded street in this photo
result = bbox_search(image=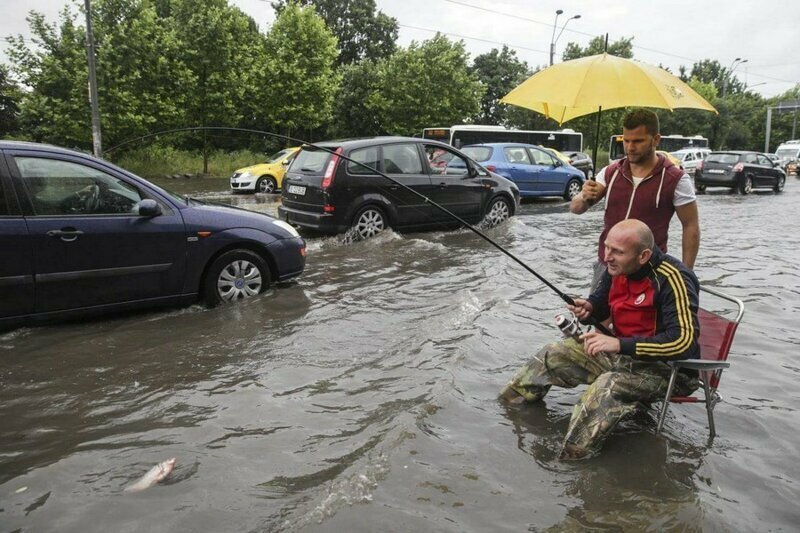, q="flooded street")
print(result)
[2,178,800,532]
